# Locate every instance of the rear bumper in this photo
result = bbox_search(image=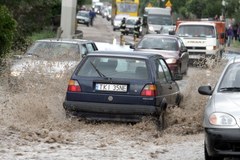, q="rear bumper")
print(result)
[63,101,158,121]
